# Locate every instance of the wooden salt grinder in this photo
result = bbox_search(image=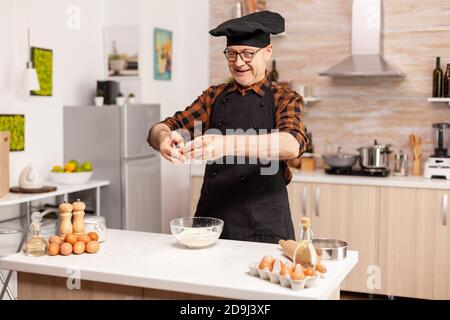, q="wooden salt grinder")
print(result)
[59,202,73,239]
[72,199,86,235]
